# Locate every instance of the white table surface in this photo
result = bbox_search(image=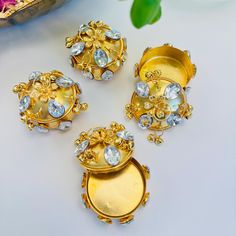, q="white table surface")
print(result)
[0,0,236,235]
